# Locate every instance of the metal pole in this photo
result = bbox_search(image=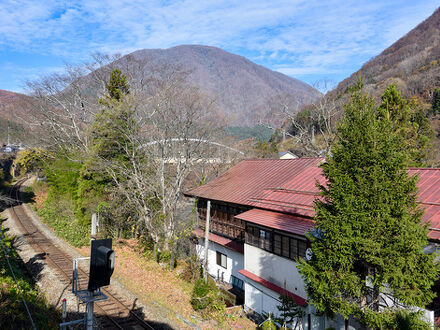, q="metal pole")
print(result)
[86,291,94,330]
[61,299,67,330]
[203,200,211,281]
[72,259,76,293]
[91,213,98,237]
